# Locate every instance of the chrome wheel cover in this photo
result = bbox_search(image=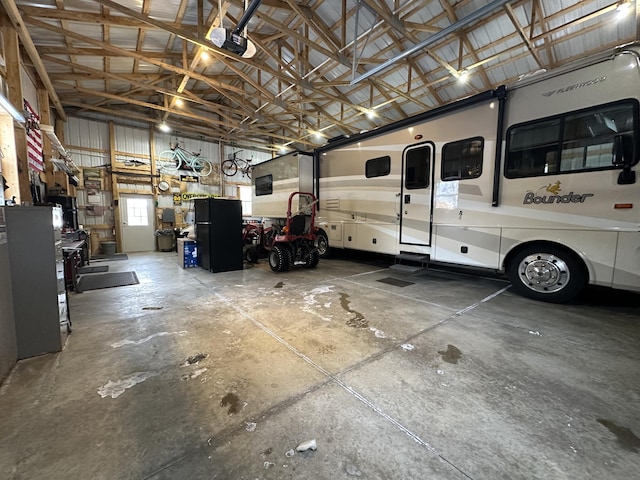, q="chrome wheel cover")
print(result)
[517,253,570,294]
[316,234,328,256]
